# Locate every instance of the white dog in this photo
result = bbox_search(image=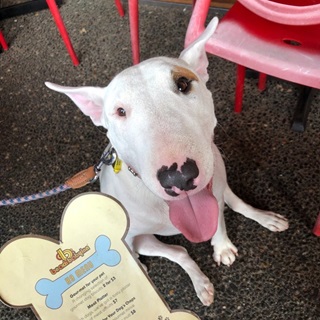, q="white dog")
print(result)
[46,18,288,306]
